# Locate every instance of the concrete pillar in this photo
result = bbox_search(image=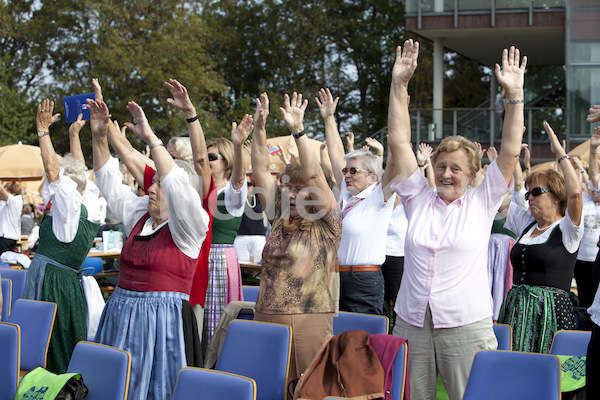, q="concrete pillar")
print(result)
[433,38,444,139]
